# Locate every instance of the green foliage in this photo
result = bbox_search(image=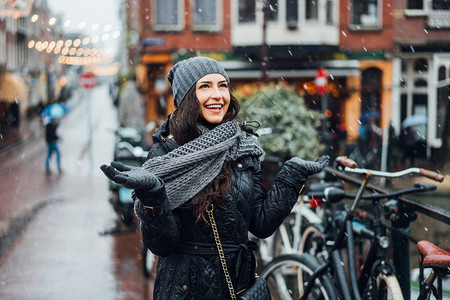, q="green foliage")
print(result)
[238,83,324,160]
